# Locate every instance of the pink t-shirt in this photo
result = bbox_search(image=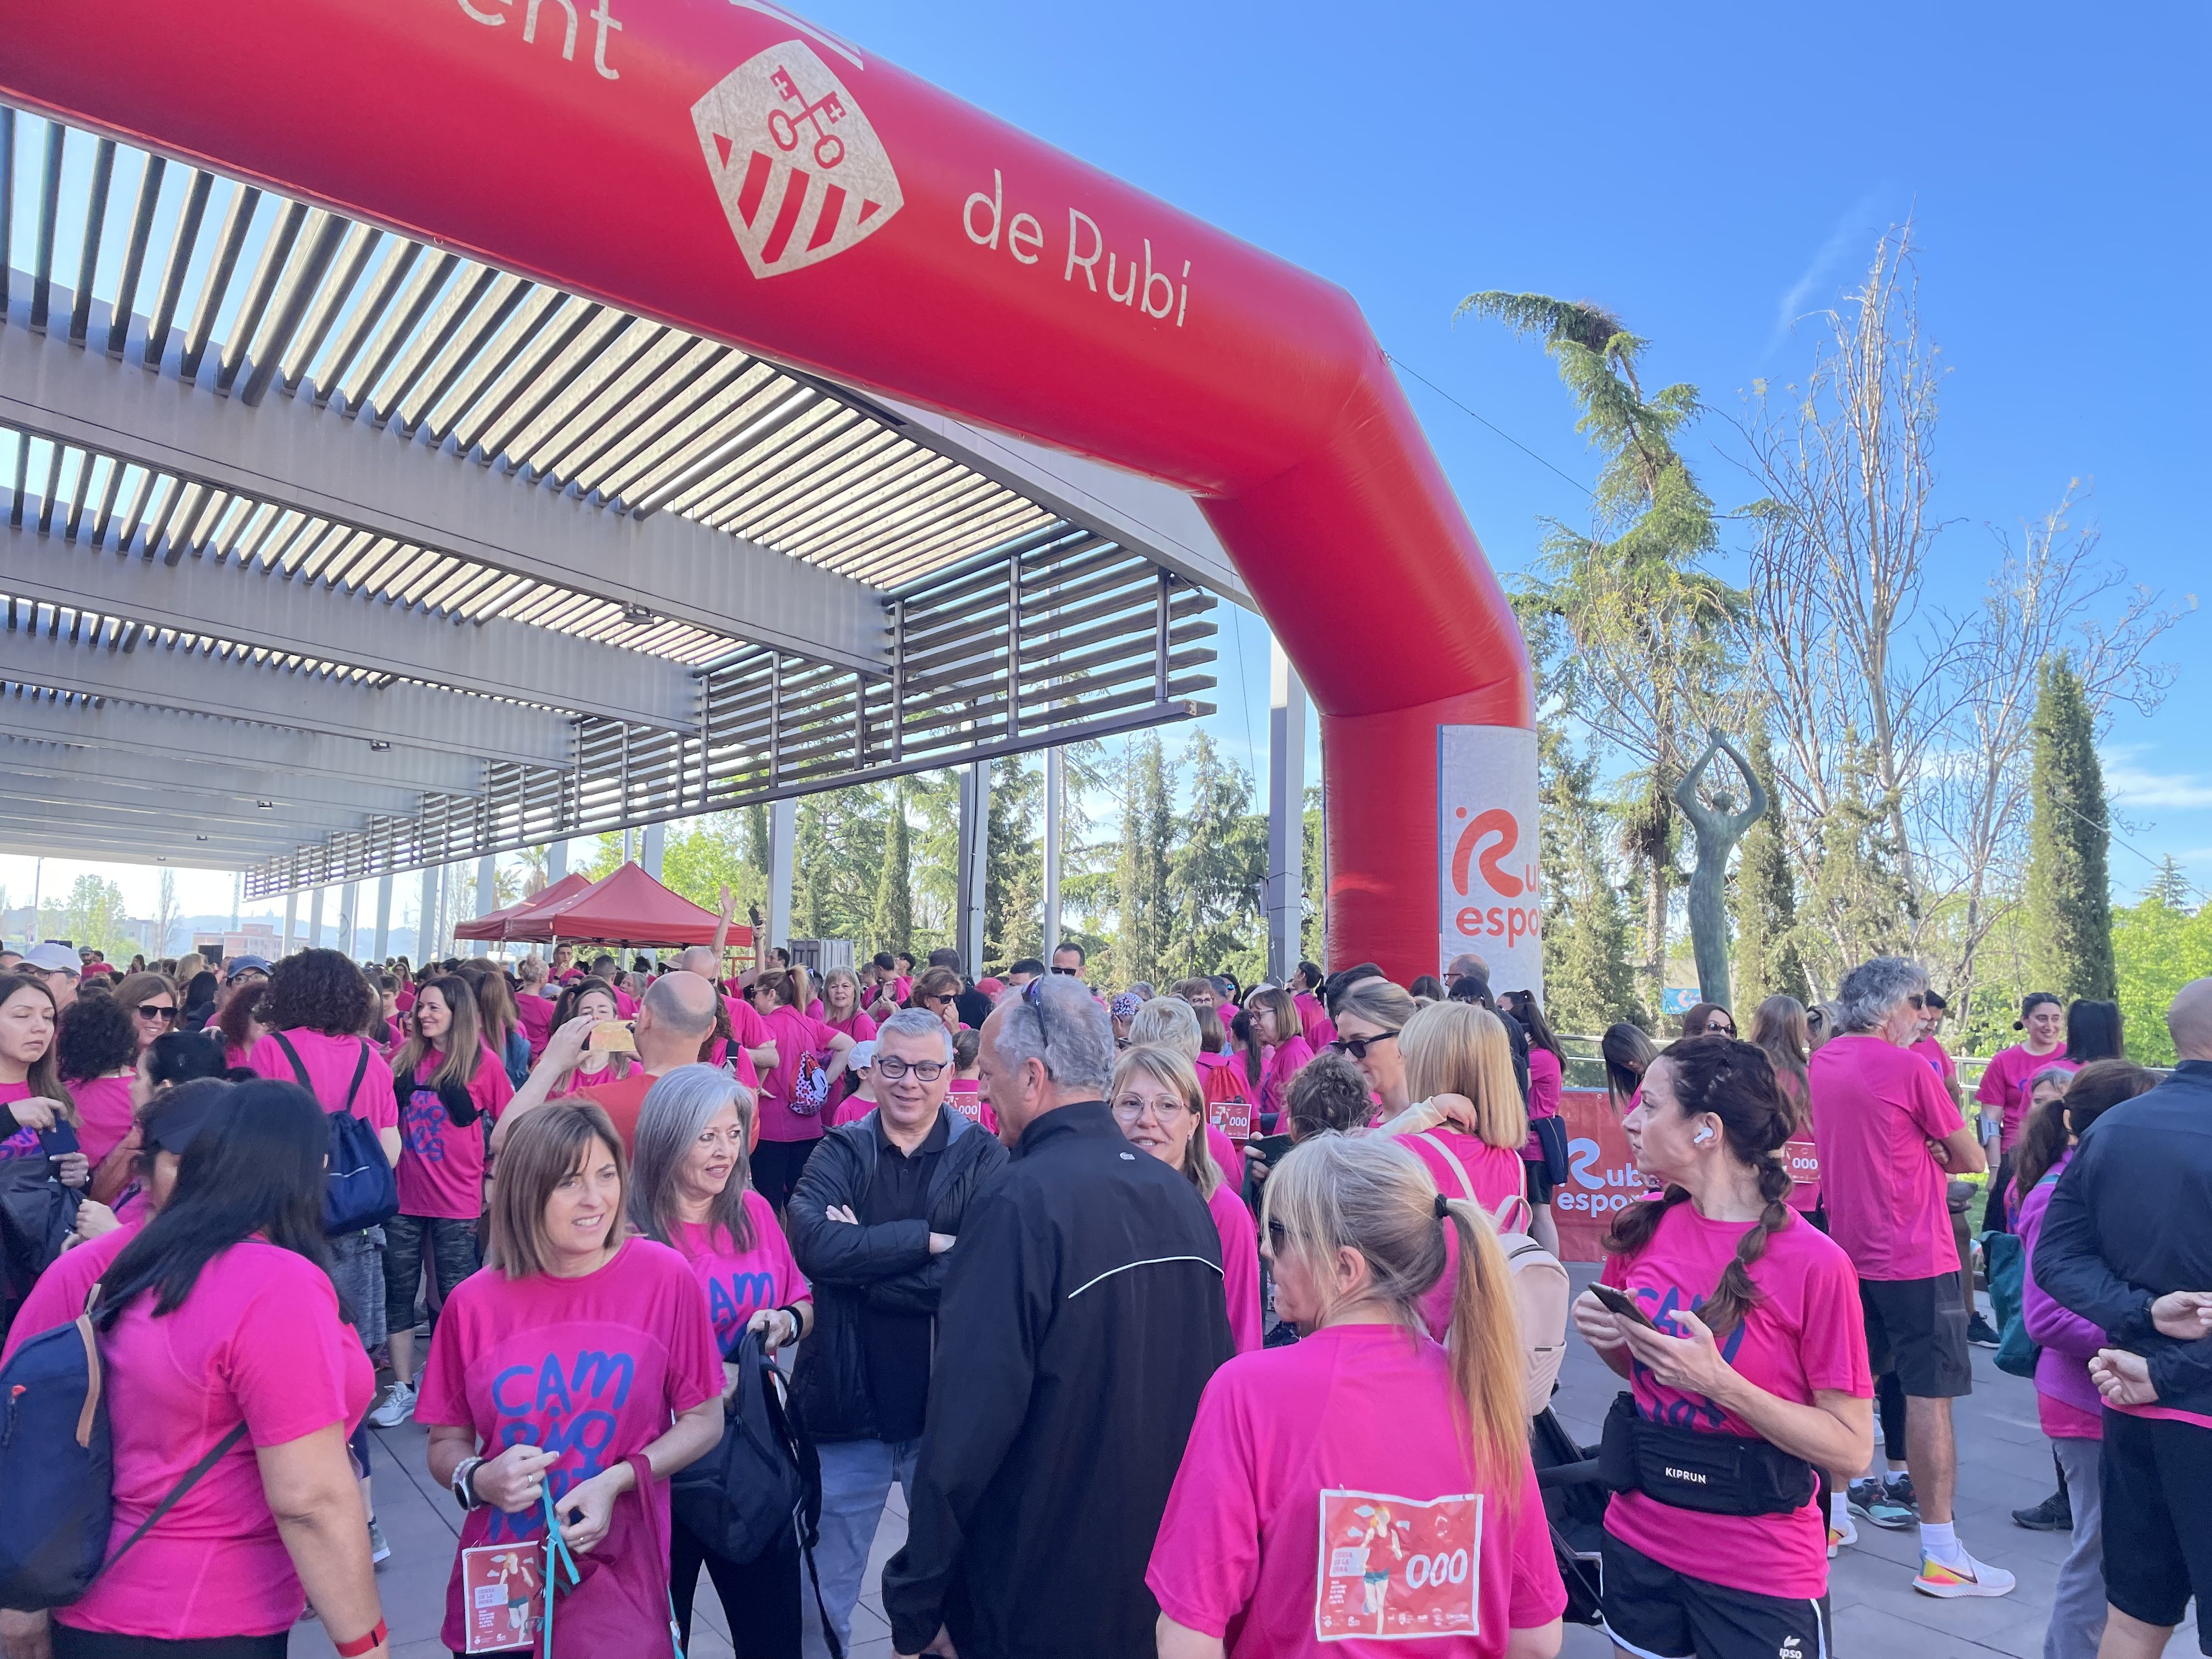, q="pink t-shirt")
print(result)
[1198,1053,1255,1142]
[245,1028,398,1132]
[55,1242,375,1641]
[1259,1035,1316,1128]
[1909,1035,1958,1092]
[1293,990,1336,1051]
[1600,1201,1871,1601]
[397,1045,514,1220]
[1148,1323,1565,1655]
[1393,1125,1527,1339]
[698,996,770,1092]
[415,1236,723,1655]
[0,1216,143,1368]
[517,994,556,1062]
[675,1192,809,1352]
[1204,1120,1242,1191]
[1208,1181,1263,1354]
[69,1074,138,1167]
[946,1079,1001,1136]
[824,1007,878,1044]
[1976,1043,2076,1150]
[1773,1068,1821,1215]
[755,1005,838,1142]
[1524,1046,1562,1121]
[1807,1032,1965,1280]
[830,1091,878,1128]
